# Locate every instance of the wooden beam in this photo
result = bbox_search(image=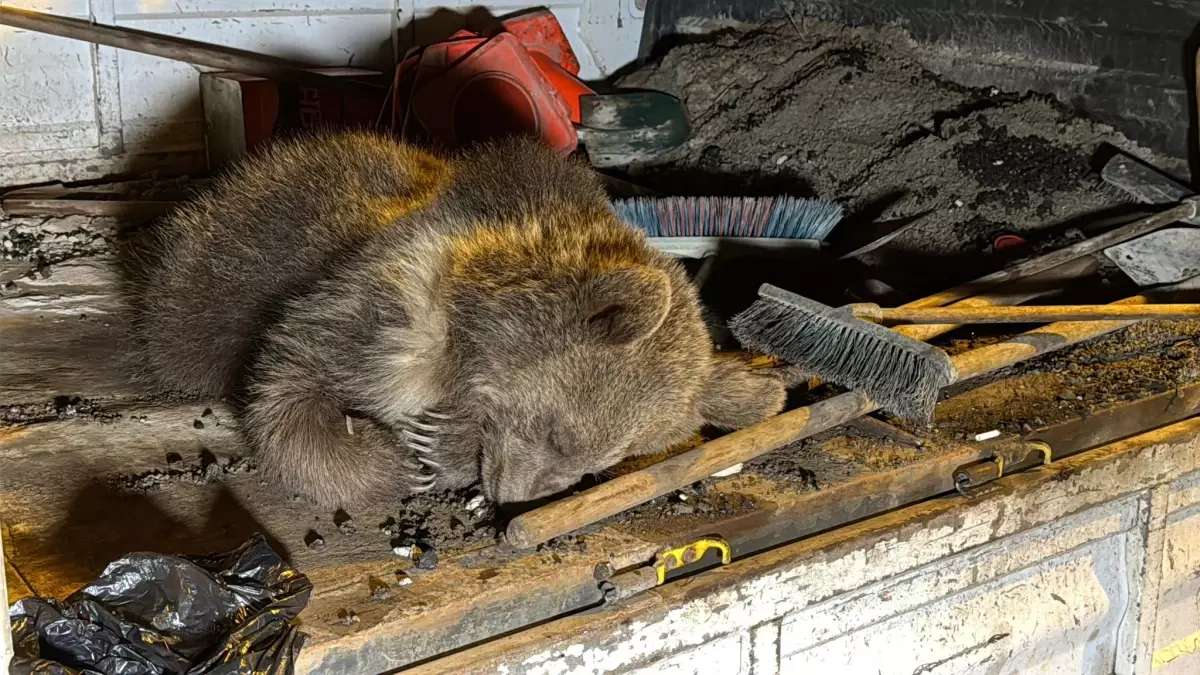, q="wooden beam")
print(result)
[0,6,387,99]
[1,199,175,220]
[0,257,129,403]
[404,417,1200,675]
[5,374,1197,672]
